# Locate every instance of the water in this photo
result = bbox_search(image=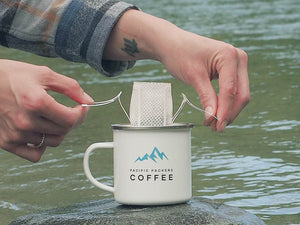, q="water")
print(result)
[0,0,299,224]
